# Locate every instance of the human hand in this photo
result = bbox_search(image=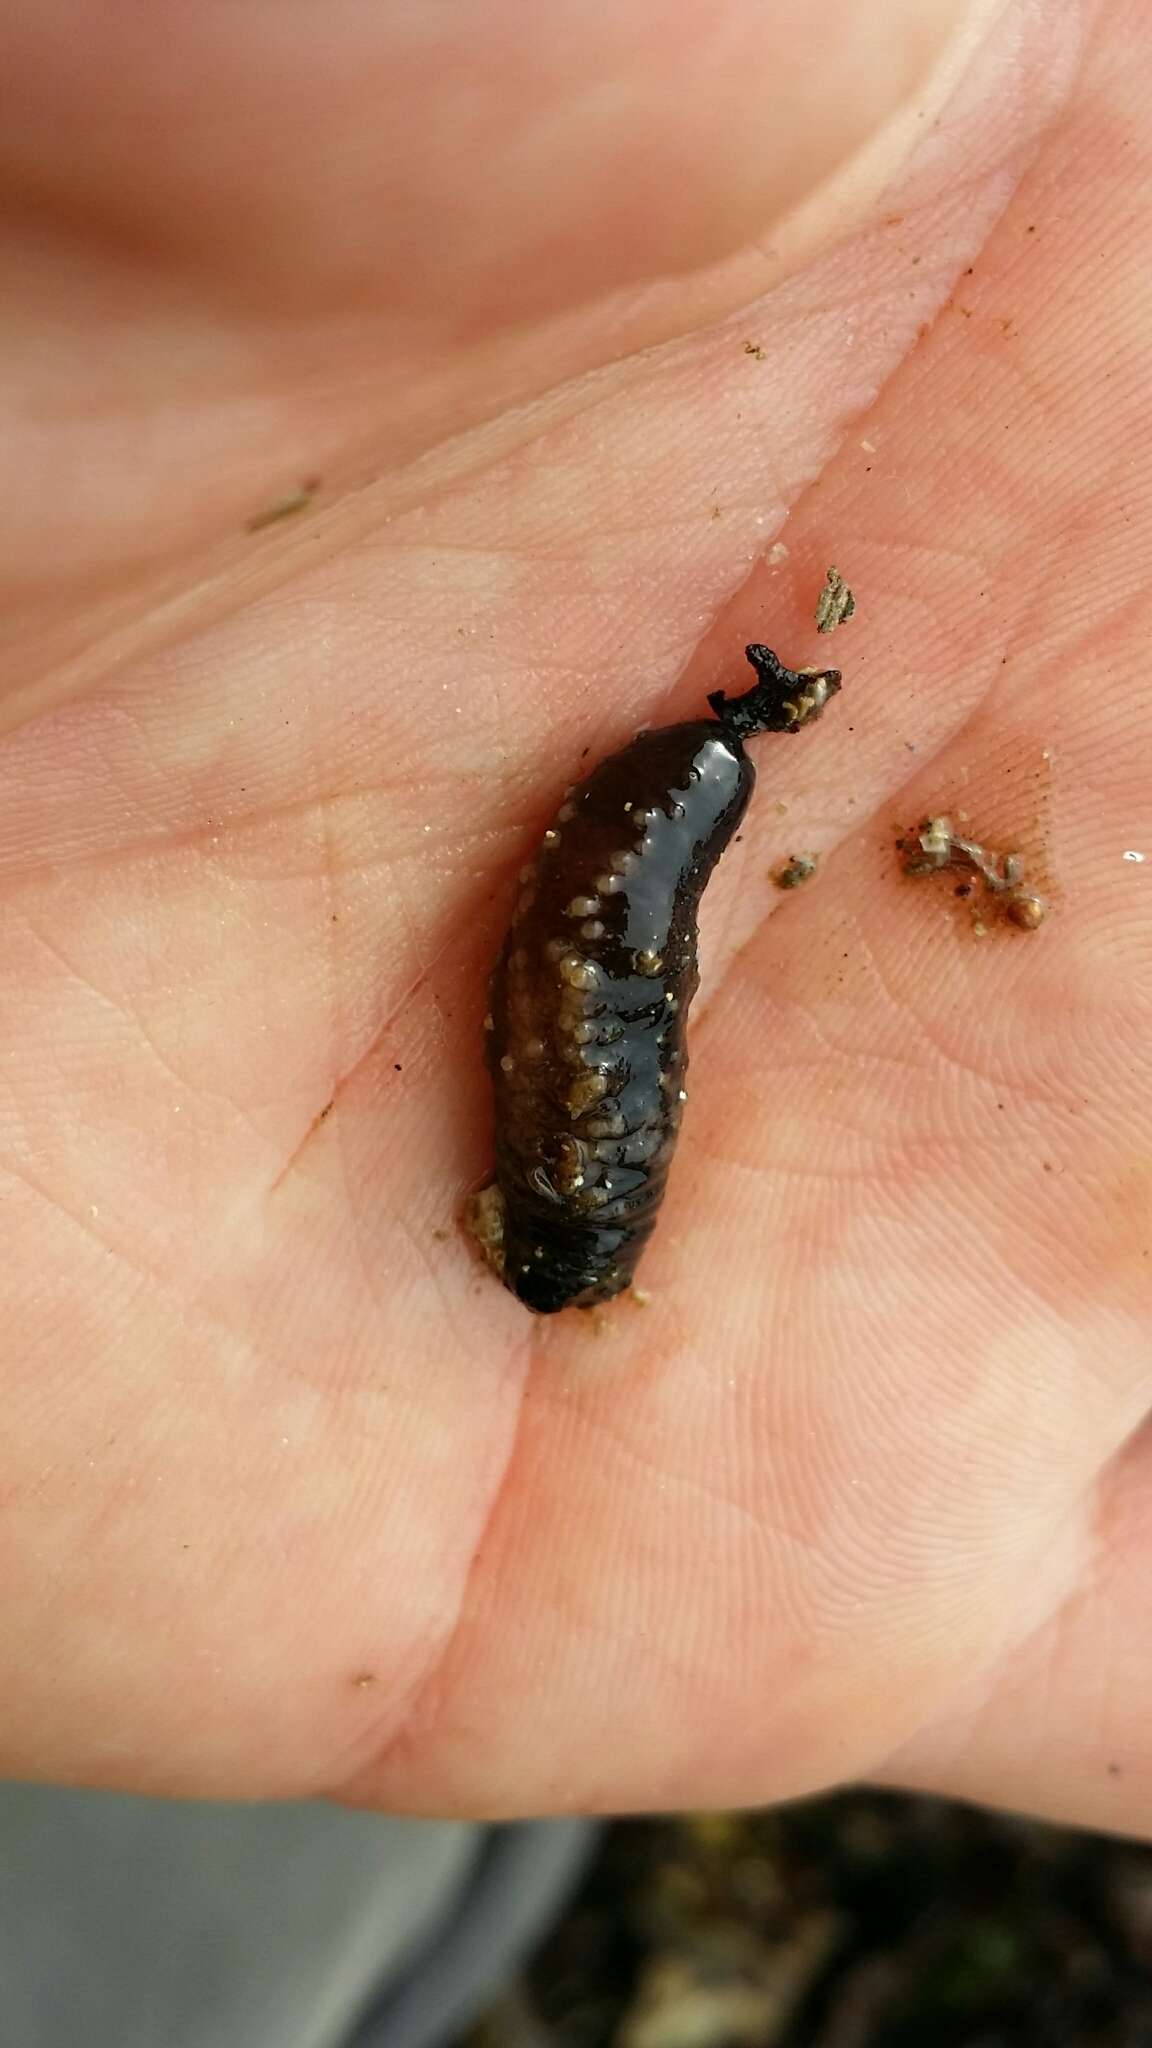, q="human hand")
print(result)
[3,0,1148,1837]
